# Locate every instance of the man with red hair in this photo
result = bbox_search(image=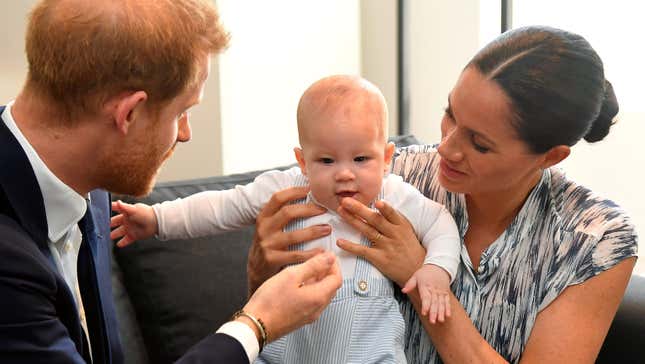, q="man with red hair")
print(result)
[0,0,341,363]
